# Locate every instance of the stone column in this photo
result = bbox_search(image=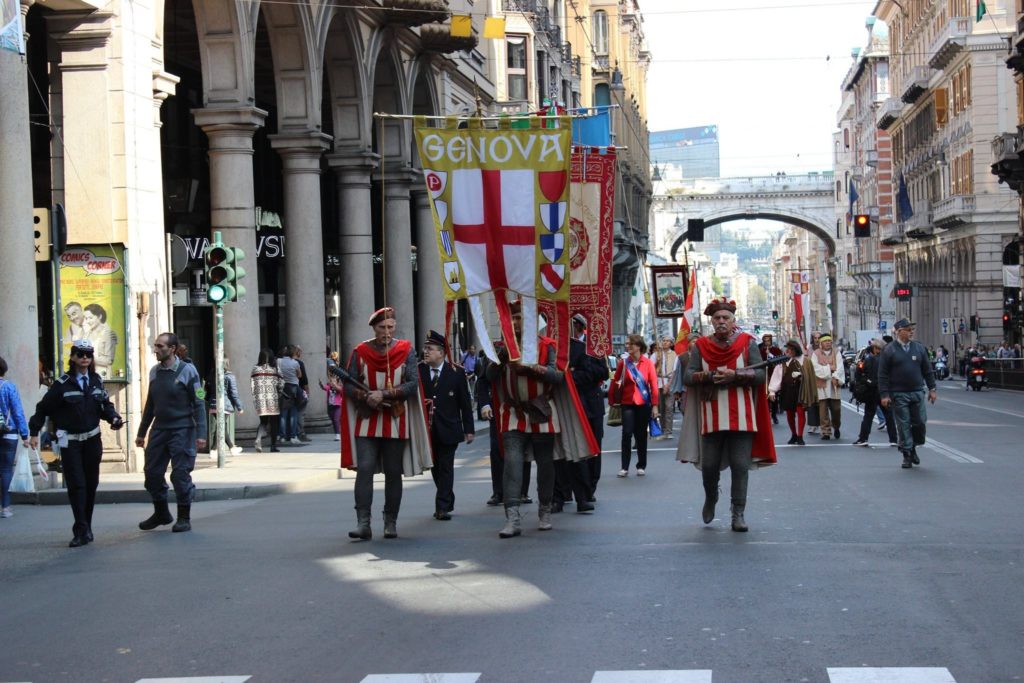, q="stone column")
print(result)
[193,107,267,431]
[412,186,445,343]
[270,131,331,424]
[327,151,379,361]
[0,4,39,398]
[377,168,417,339]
